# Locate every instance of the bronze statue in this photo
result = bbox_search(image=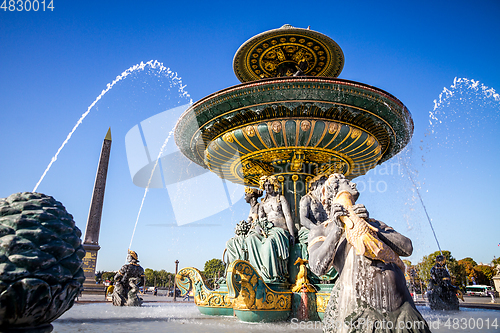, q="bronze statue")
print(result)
[428,255,463,310]
[258,175,296,246]
[308,174,430,333]
[300,174,329,229]
[225,177,296,283]
[112,250,144,306]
